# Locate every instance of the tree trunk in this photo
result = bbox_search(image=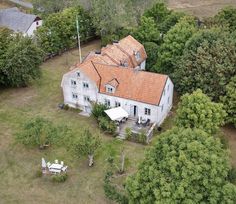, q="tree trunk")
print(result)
[88,154,94,167]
